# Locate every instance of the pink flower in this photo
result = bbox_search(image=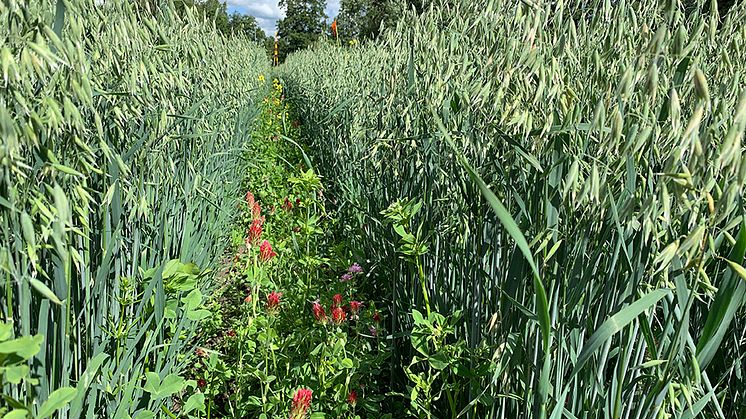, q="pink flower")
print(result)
[252,202,262,219]
[332,306,346,324]
[332,293,343,307]
[266,291,282,313]
[347,390,358,407]
[312,301,327,323]
[369,326,378,337]
[290,388,312,419]
[260,240,277,262]
[340,273,353,282]
[348,263,363,274]
[246,191,255,207]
